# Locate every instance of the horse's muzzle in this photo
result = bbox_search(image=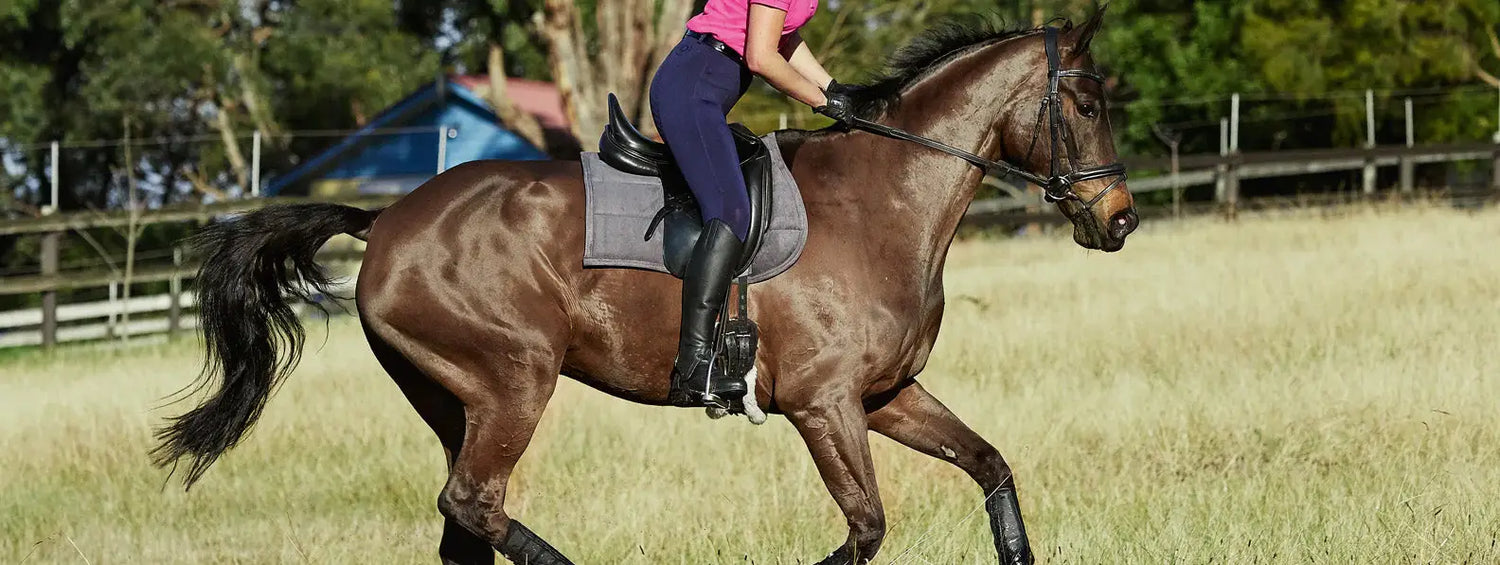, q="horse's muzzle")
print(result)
[1086,206,1128,250]
[1107,209,1139,243]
